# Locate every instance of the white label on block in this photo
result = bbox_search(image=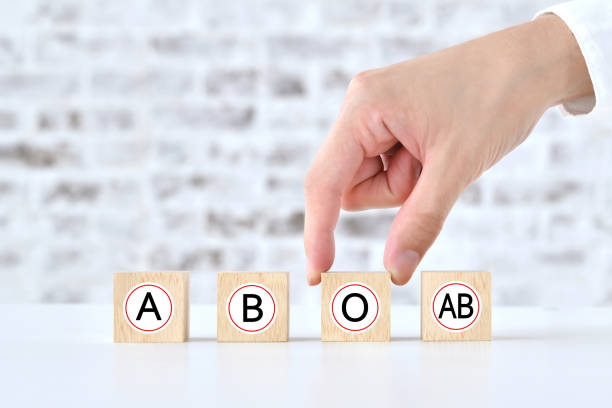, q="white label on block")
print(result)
[329,282,380,333]
[431,281,481,332]
[226,283,277,334]
[124,282,174,333]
